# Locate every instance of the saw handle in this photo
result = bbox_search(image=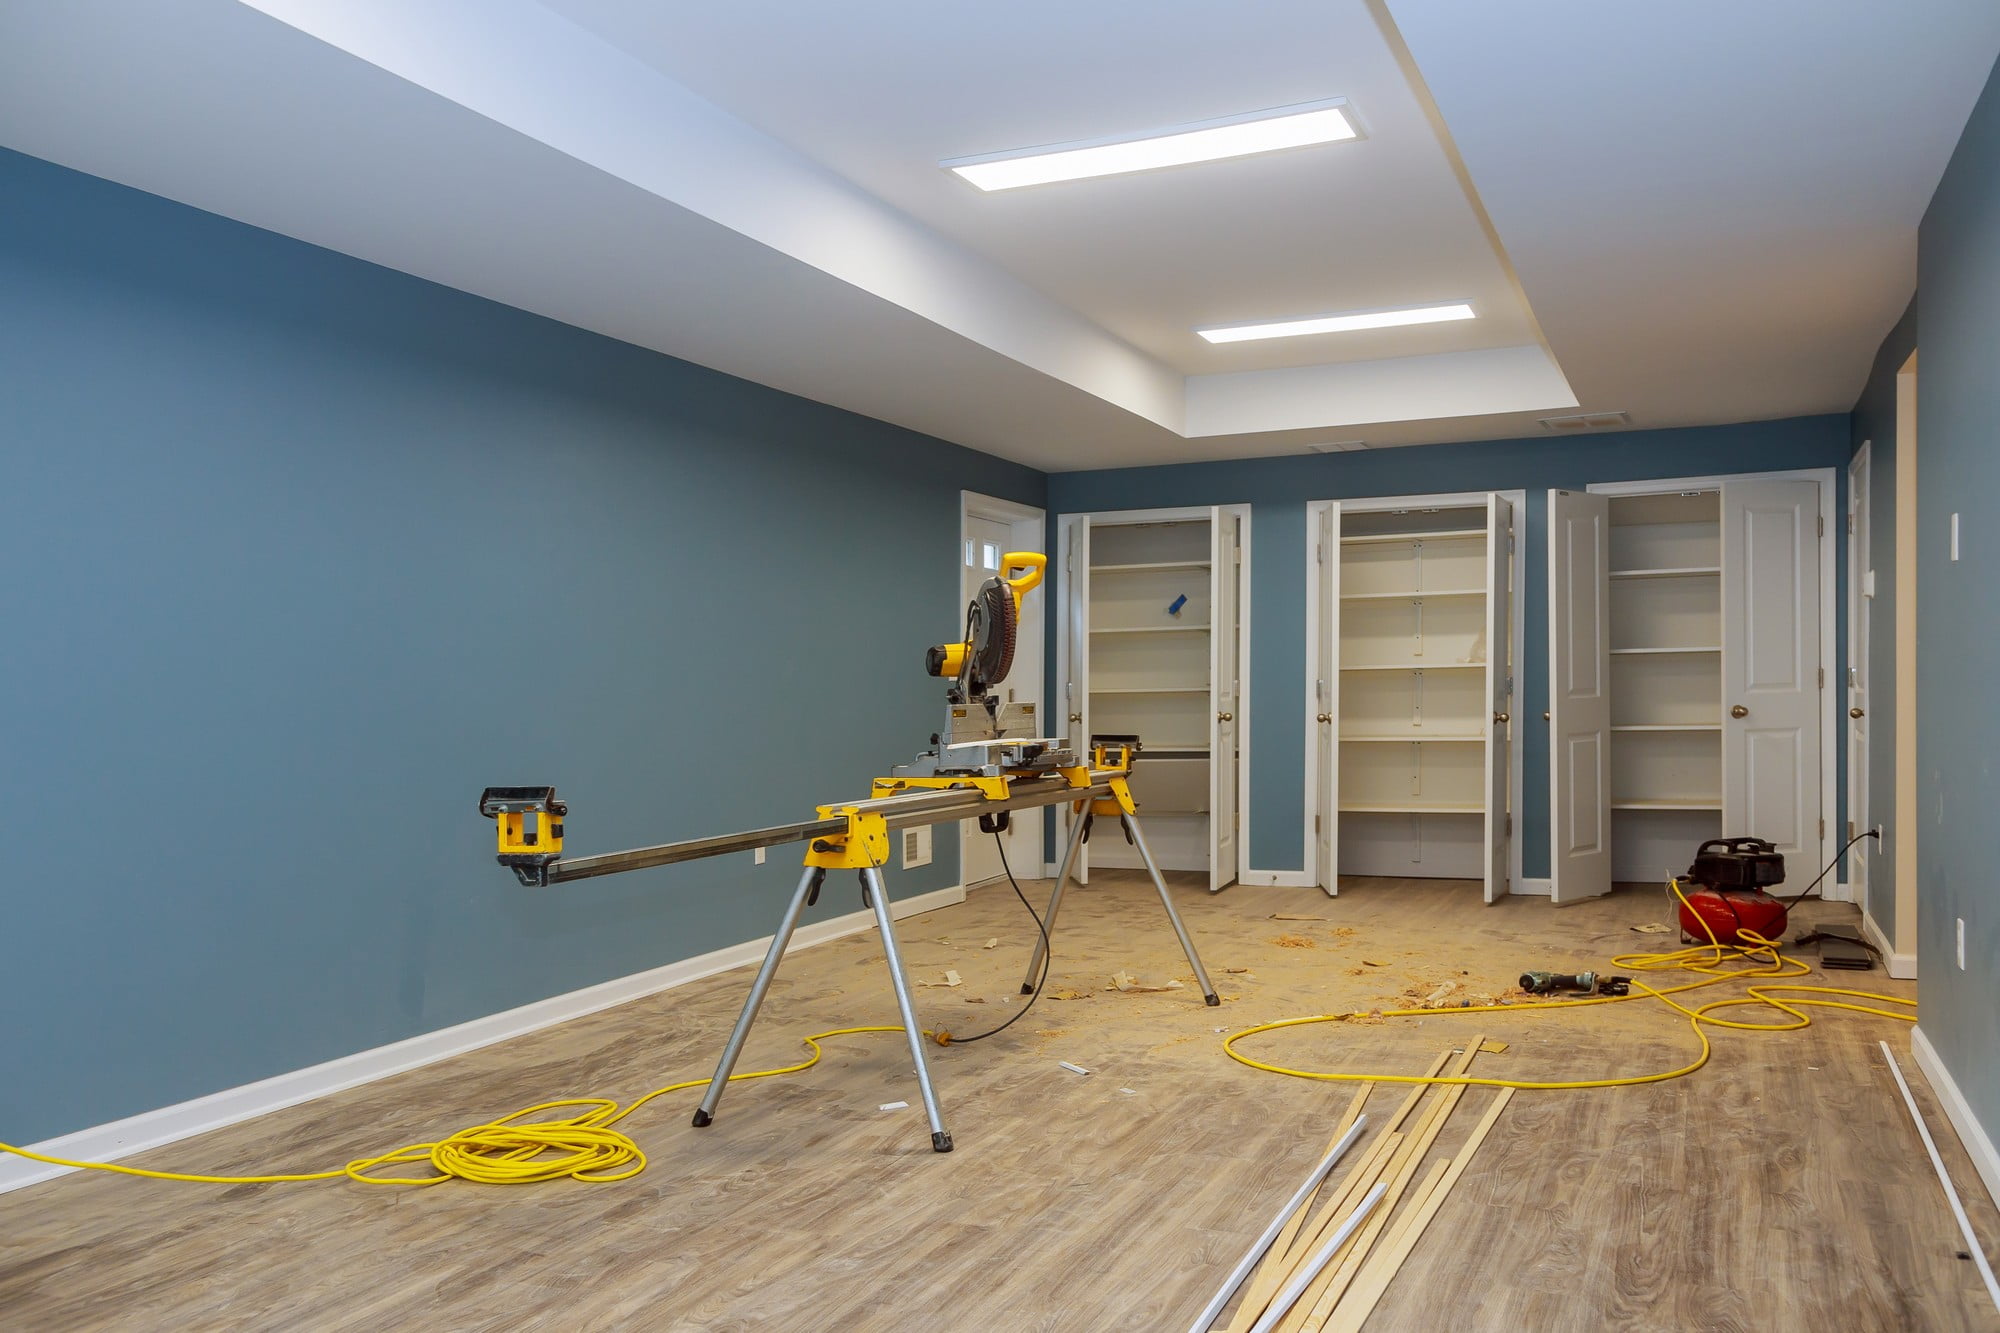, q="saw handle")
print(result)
[1002,552,1046,611]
